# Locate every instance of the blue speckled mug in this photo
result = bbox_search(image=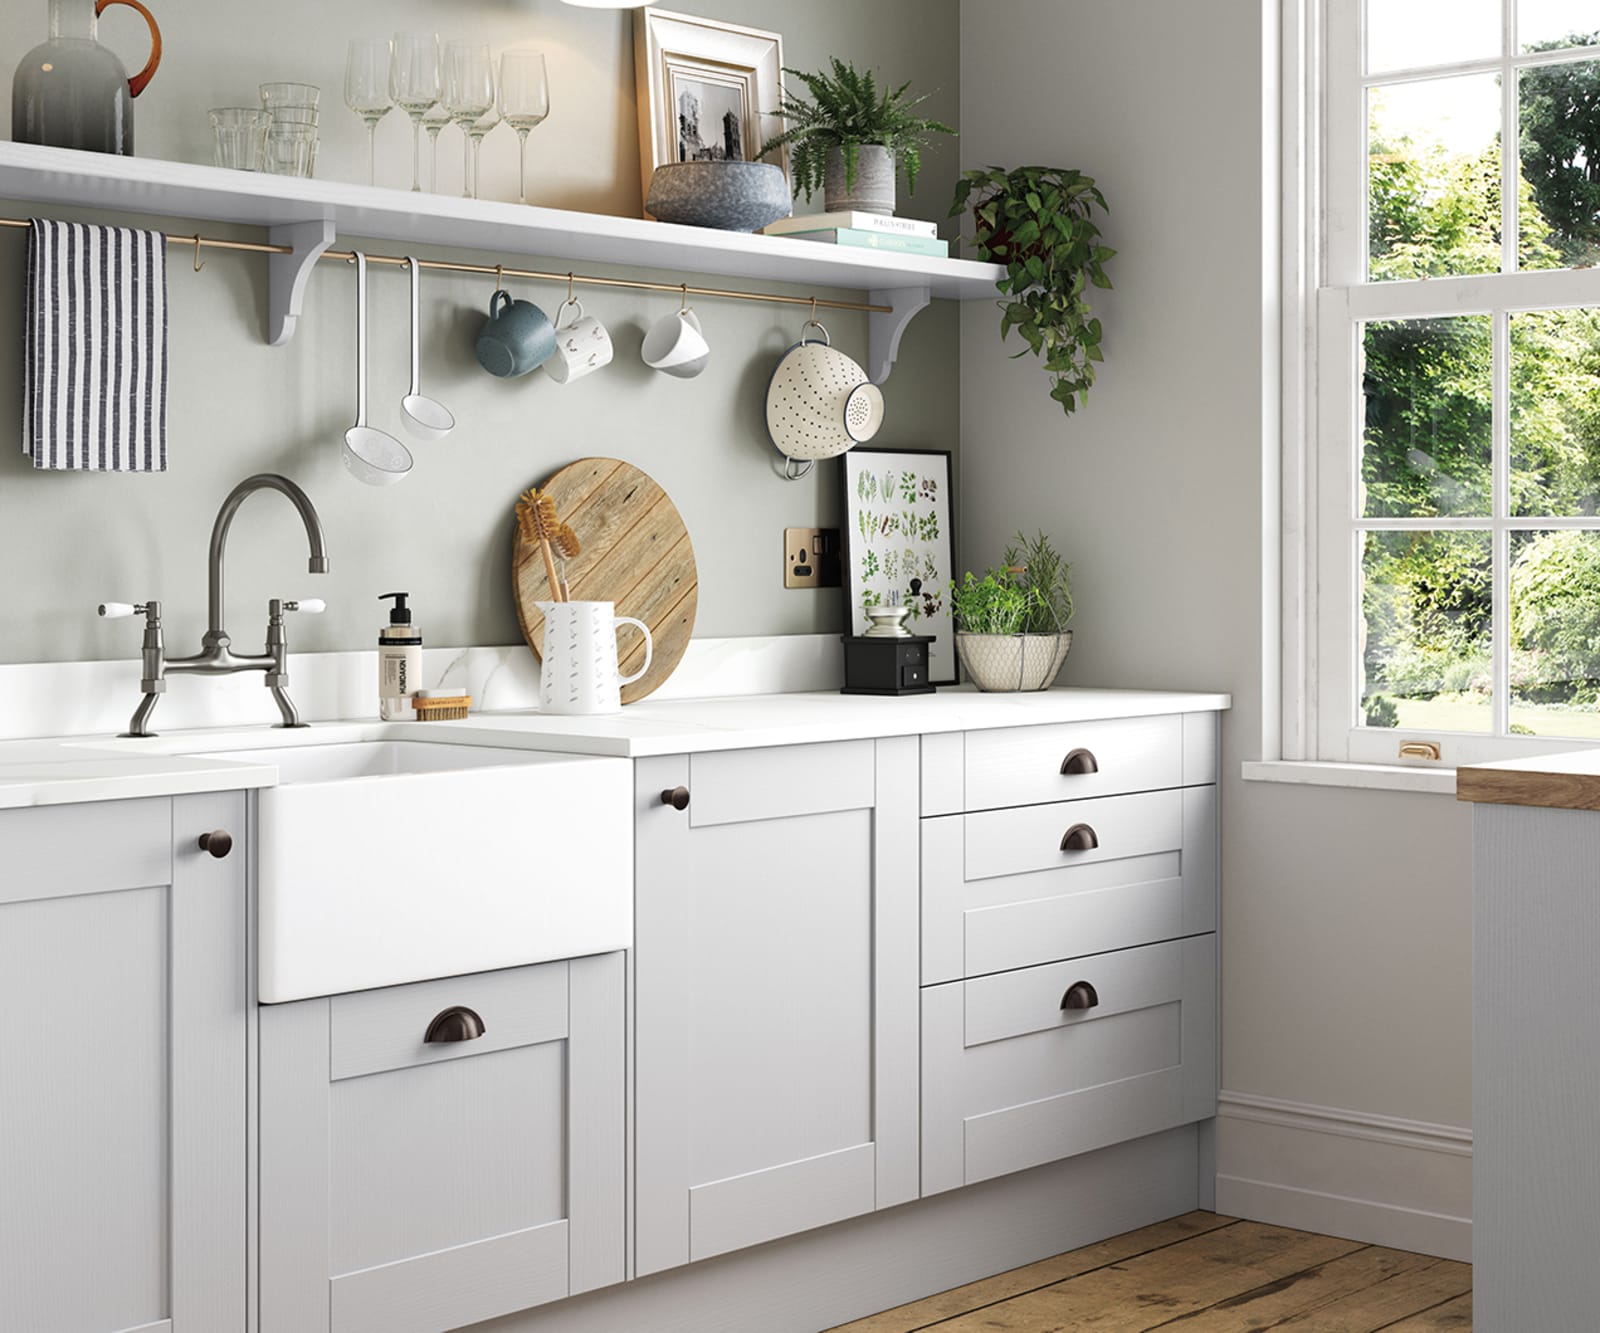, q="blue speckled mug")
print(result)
[476,290,556,378]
